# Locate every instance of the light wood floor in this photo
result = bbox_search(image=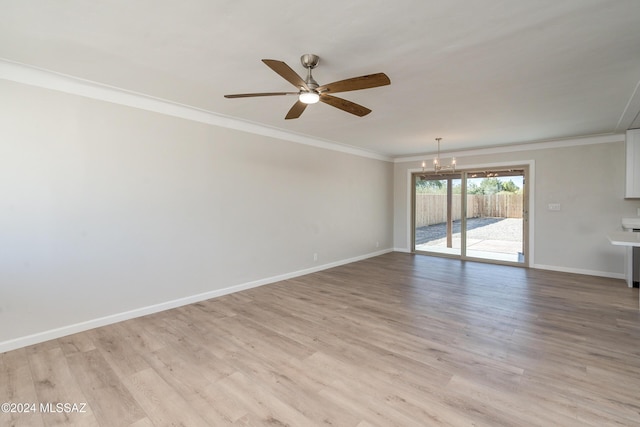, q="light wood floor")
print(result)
[2,253,639,426]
